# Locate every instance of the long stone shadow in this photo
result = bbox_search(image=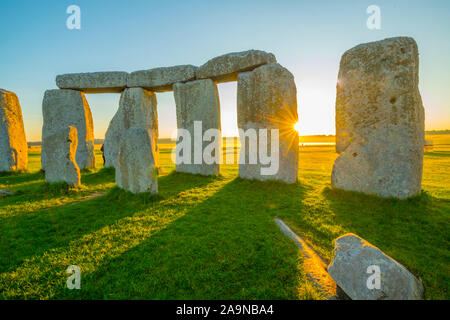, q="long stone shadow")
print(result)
[0,171,219,275]
[0,170,44,203]
[0,170,43,183]
[55,178,310,299]
[0,168,114,212]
